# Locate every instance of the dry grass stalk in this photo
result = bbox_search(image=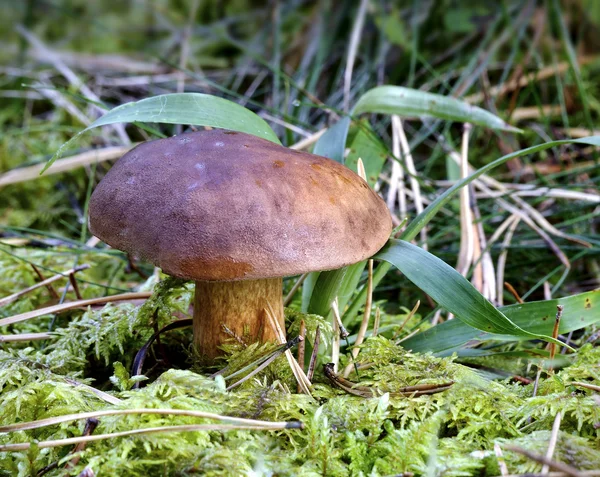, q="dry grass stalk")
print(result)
[456,123,474,277]
[393,300,421,340]
[297,320,306,392]
[541,412,563,475]
[502,444,583,477]
[343,259,373,378]
[396,117,427,249]
[0,292,152,328]
[289,128,327,150]
[0,146,131,187]
[0,423,300,452]
[264,303,311,394]
[284,273,308,306]
[0,408,302,434]
[493,442,509,477]
[330,297,341,373]
[306,325,320,383]
[389,115,407,219]
[0,332,53,343]
[0,264,89,307]
[496,215,521,306]
[372,307,381,337]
